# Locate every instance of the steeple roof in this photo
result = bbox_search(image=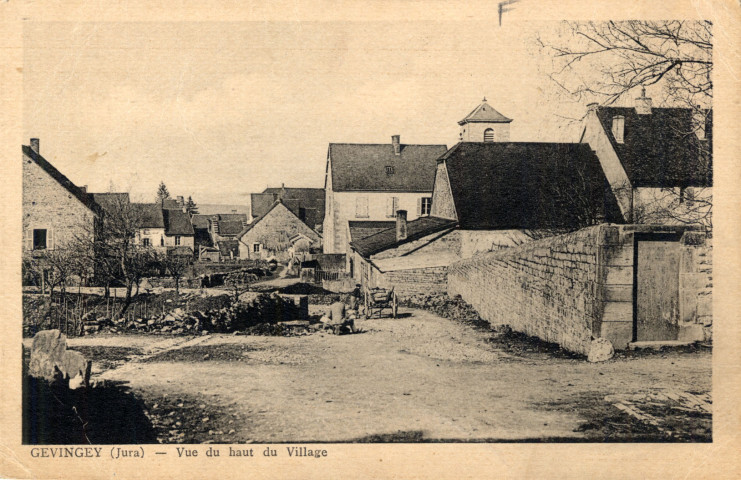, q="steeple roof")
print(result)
[458,98,512,125]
